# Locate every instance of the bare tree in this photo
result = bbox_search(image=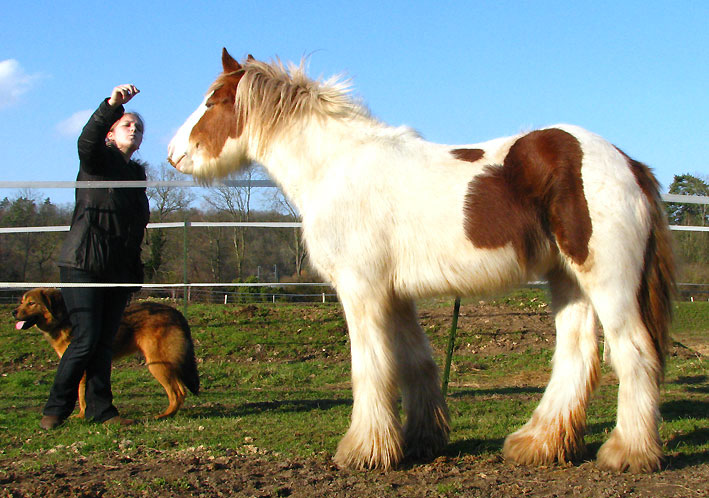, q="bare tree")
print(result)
[203,167,266,280]
[146,162,196,218]
[144,162,195,282]
[34,198,65,280]
[269,188,307,276]
[0,190,69,282]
